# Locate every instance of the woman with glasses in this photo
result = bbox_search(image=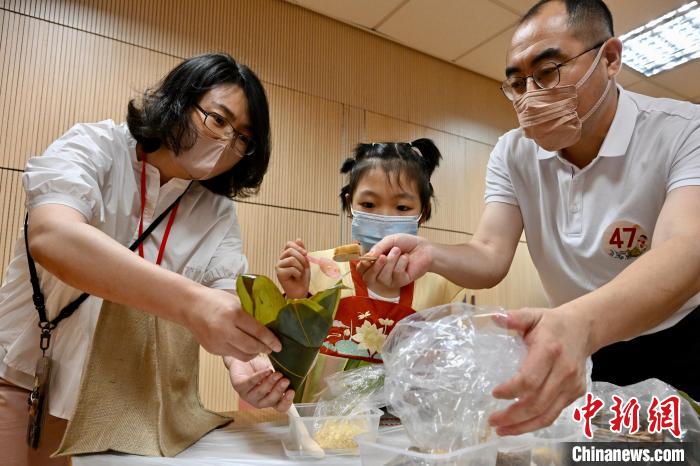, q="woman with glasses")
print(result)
[0,53,282,464]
